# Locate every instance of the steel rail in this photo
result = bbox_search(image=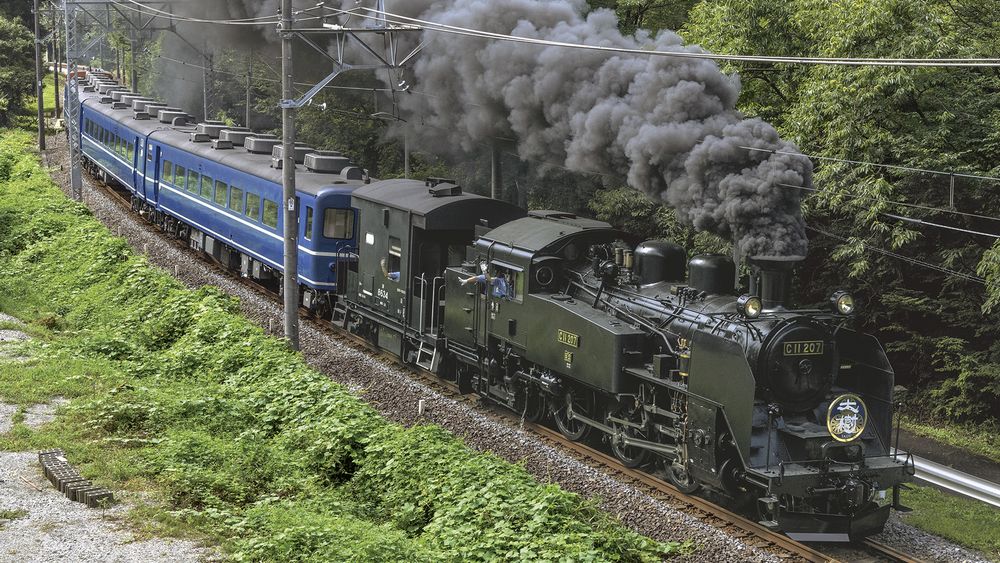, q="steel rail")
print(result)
[893,449,1000,508]
[862,538,926,563]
